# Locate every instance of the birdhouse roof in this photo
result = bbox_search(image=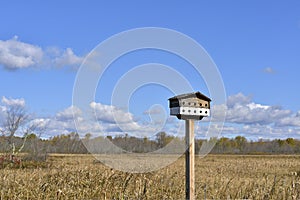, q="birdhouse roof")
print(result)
[168,91,211,102]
